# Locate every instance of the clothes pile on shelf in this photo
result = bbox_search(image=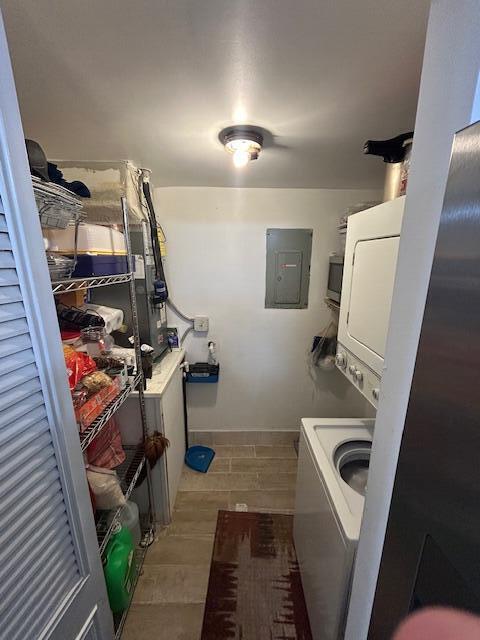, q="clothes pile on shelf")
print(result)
[26,138,91,197]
